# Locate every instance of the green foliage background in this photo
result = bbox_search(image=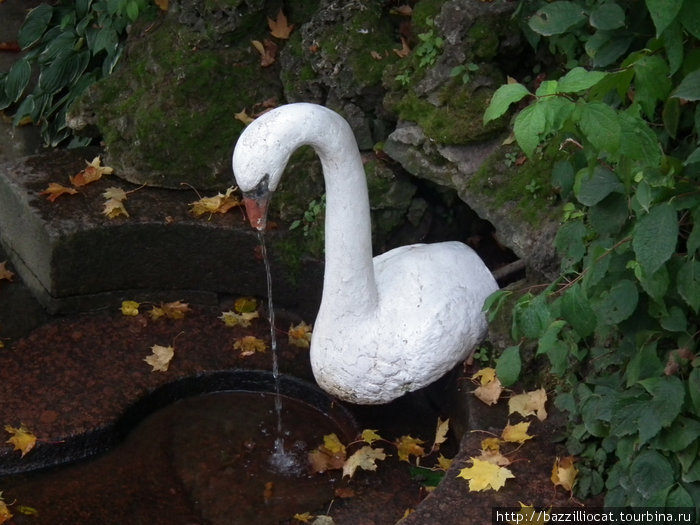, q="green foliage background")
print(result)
[485,0,700,511]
